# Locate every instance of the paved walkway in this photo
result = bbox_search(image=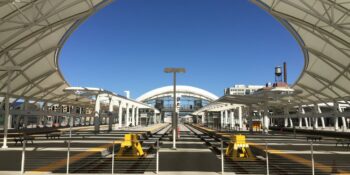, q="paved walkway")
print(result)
[0,171,221,175]
[159,124,220,172]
